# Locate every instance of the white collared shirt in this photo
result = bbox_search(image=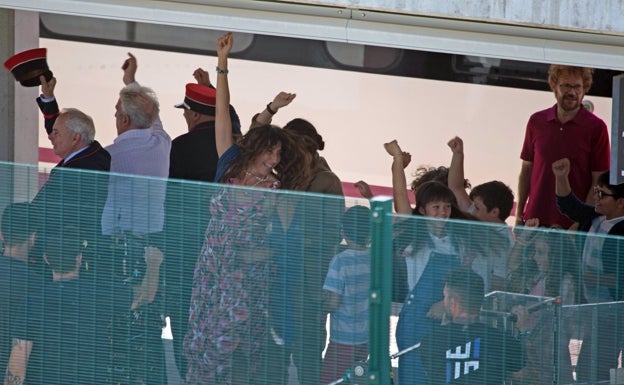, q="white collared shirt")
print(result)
[405,233,457,291]
[101,116,171,235]
[63,145,90,164]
